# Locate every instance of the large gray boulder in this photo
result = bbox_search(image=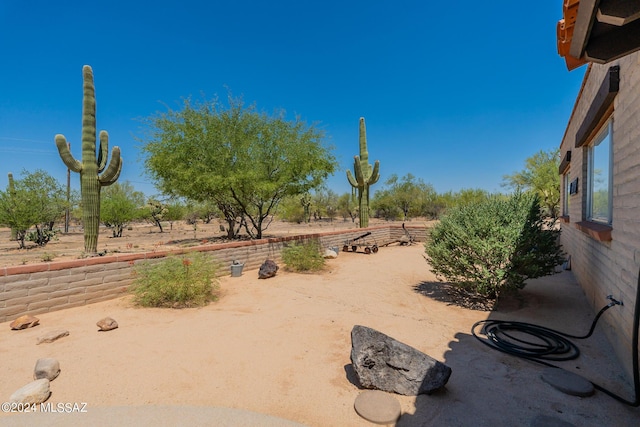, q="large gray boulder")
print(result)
[350,325,451,395]
[258,259,279,279]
